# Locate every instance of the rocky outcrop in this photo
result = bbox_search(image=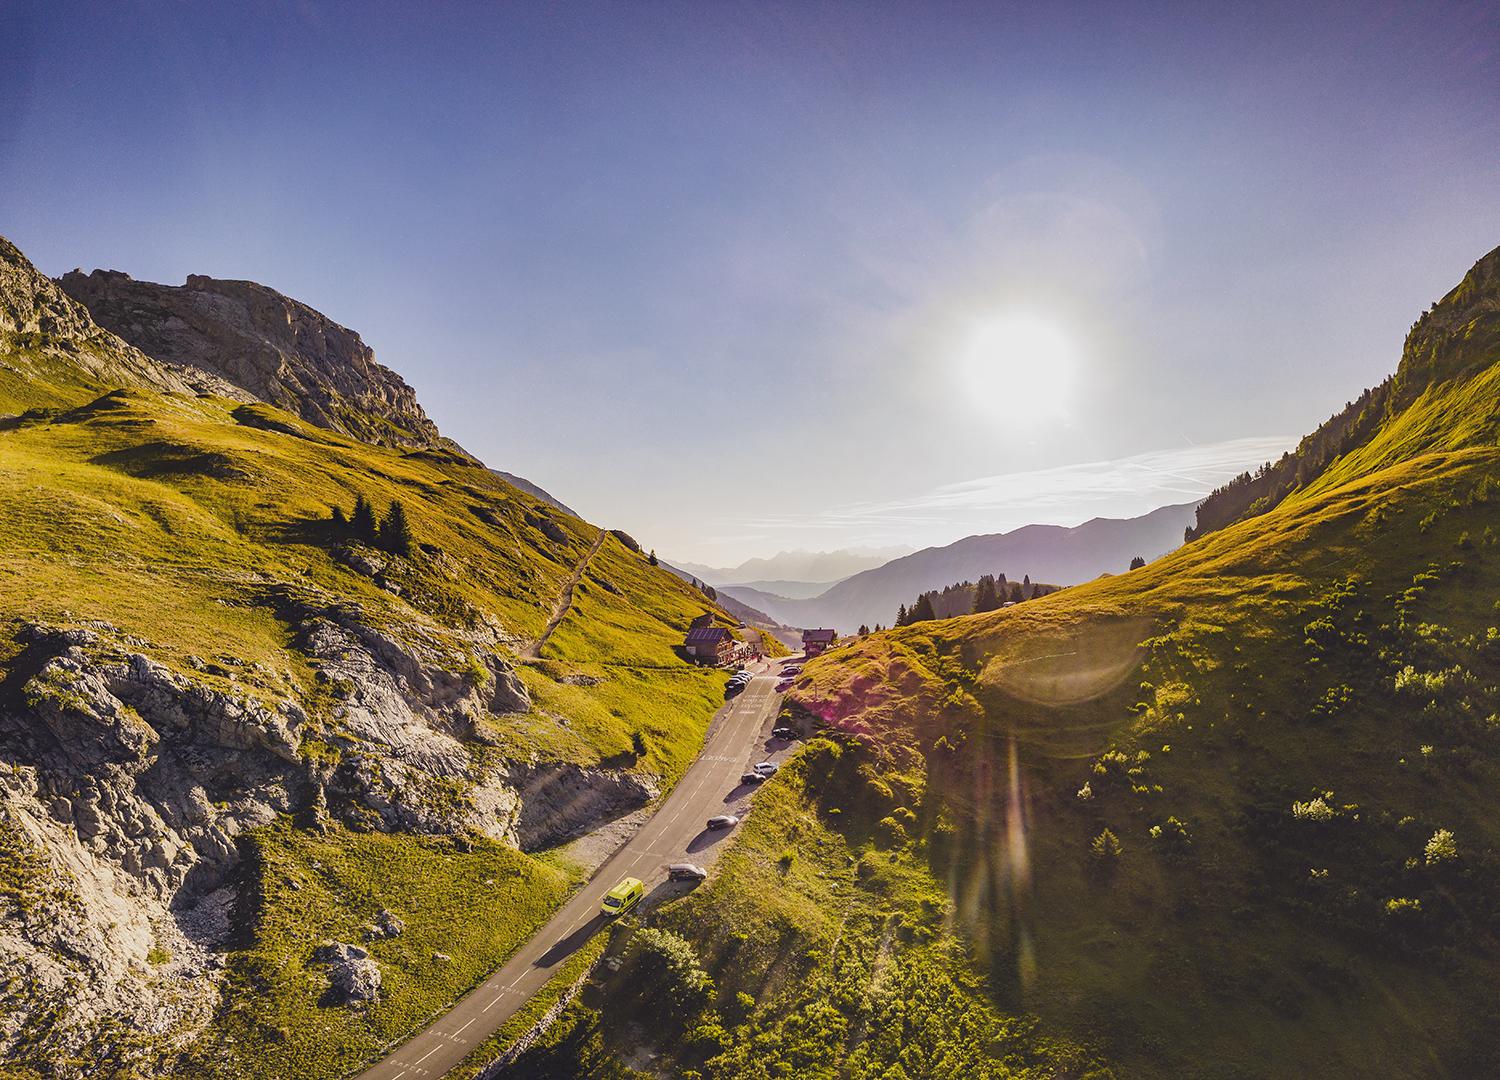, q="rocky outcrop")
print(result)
[313,941,381,1005]
[58,268,446,451]
[0,236,245,408]
[507,763,657,851]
